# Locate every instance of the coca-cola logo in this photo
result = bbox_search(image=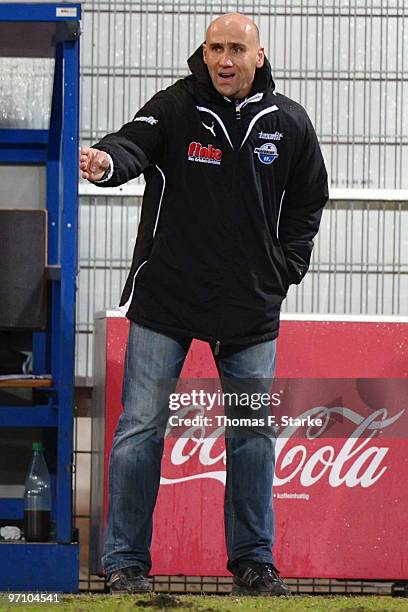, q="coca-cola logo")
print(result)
[161,405,404,489]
